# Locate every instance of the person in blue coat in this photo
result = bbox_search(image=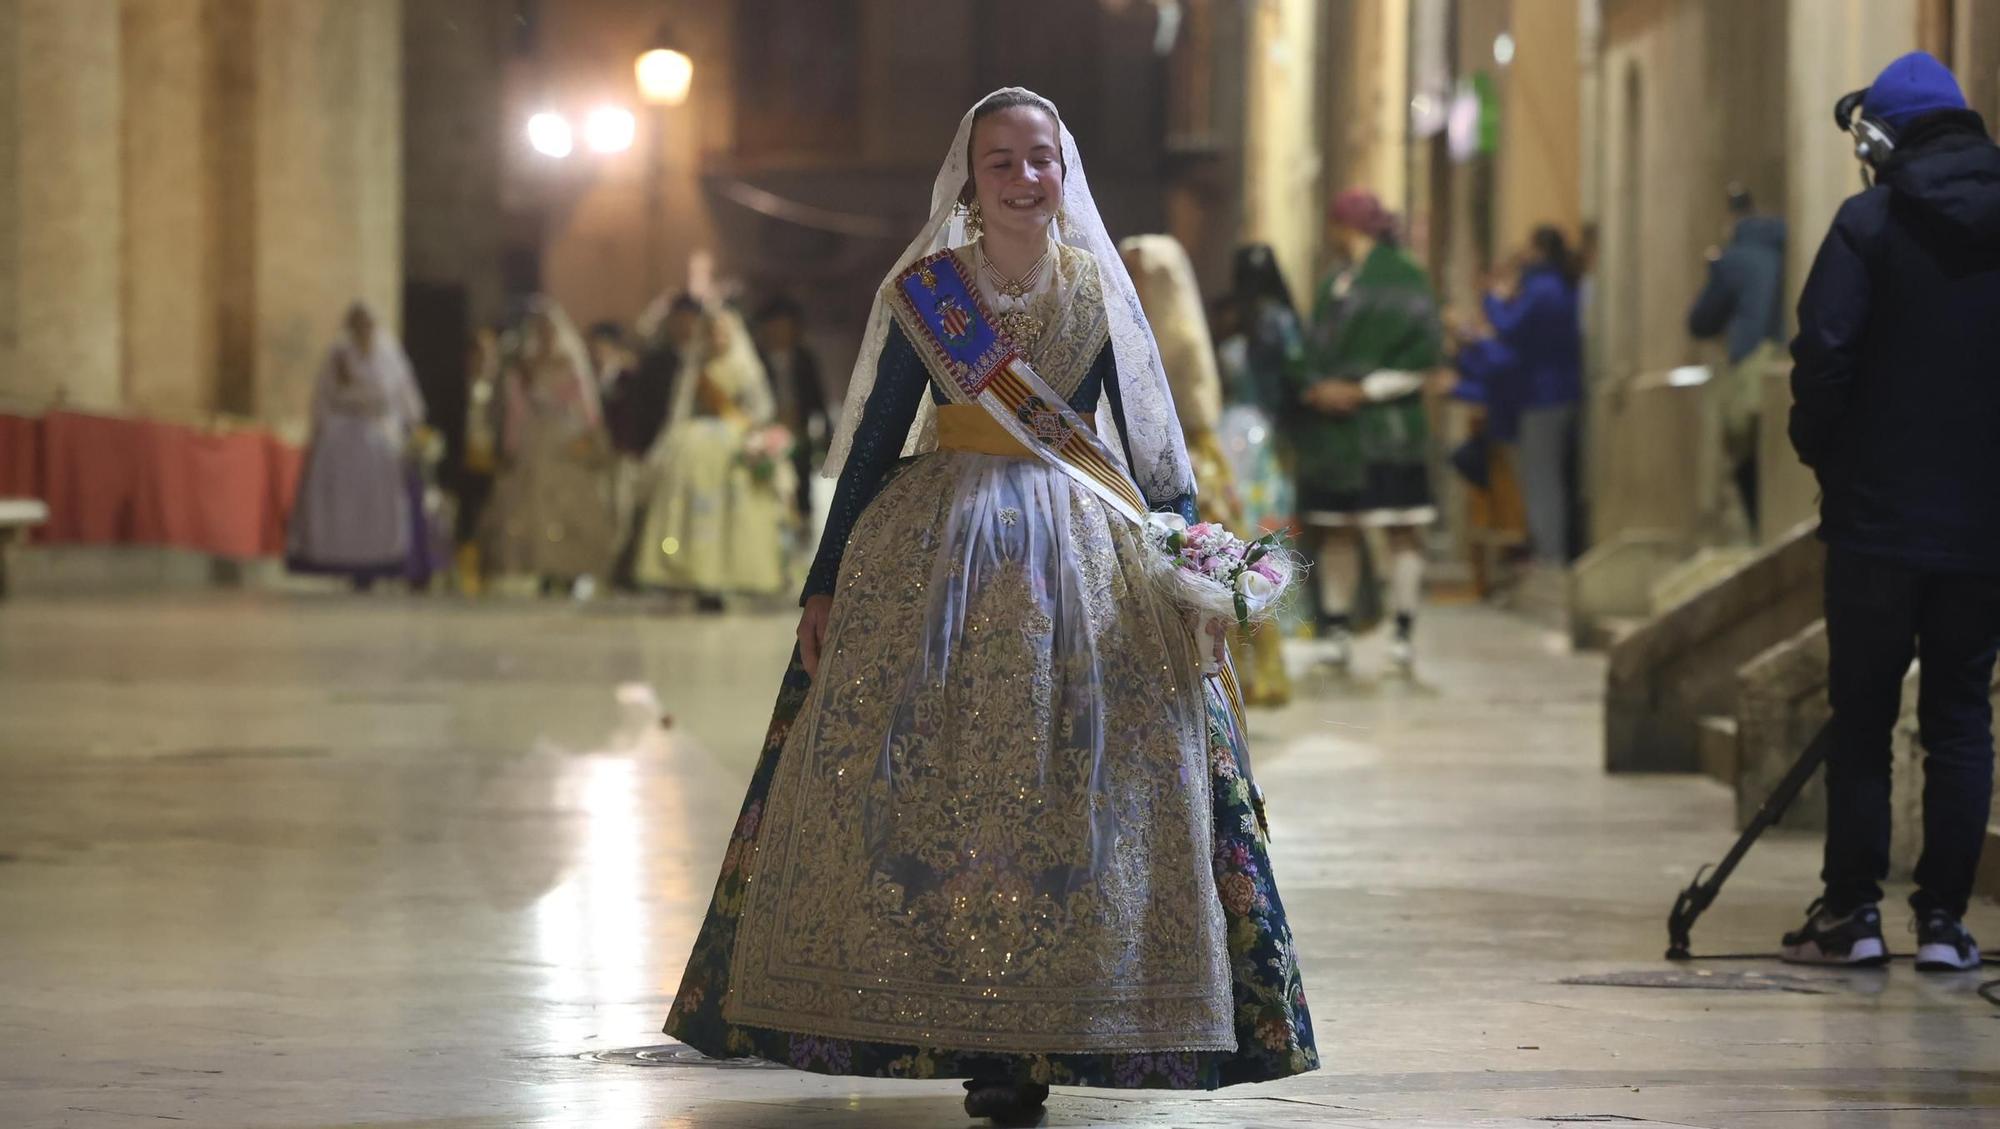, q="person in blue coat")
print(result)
[1480,227,1584,563]
[1779,52,2000,976]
